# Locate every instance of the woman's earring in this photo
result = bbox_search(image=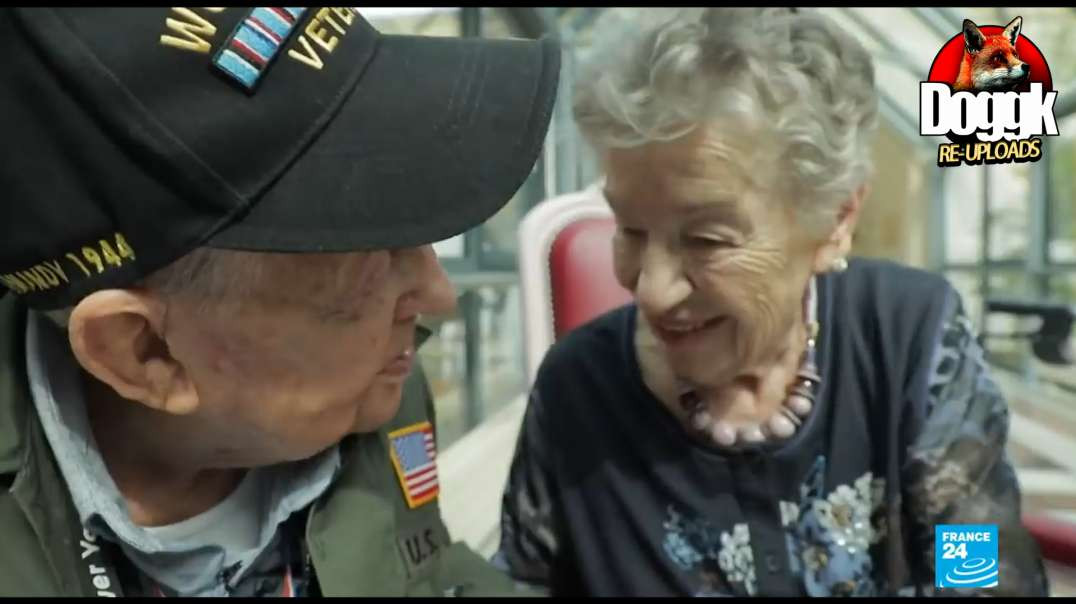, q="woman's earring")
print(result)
[831,257,848,273]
